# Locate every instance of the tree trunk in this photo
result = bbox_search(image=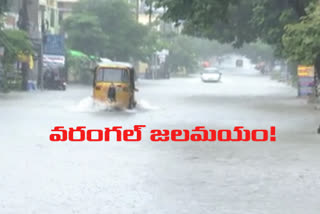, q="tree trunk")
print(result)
[314,55,320,97]
[21,62,29,91]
